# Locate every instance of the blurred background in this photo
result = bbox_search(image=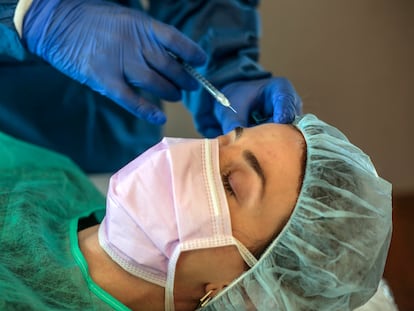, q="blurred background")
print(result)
[164,1,414,310]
